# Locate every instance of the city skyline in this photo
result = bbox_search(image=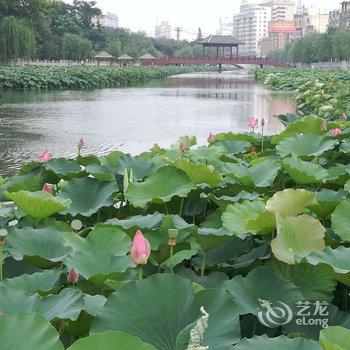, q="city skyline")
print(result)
[92,0,342,39]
